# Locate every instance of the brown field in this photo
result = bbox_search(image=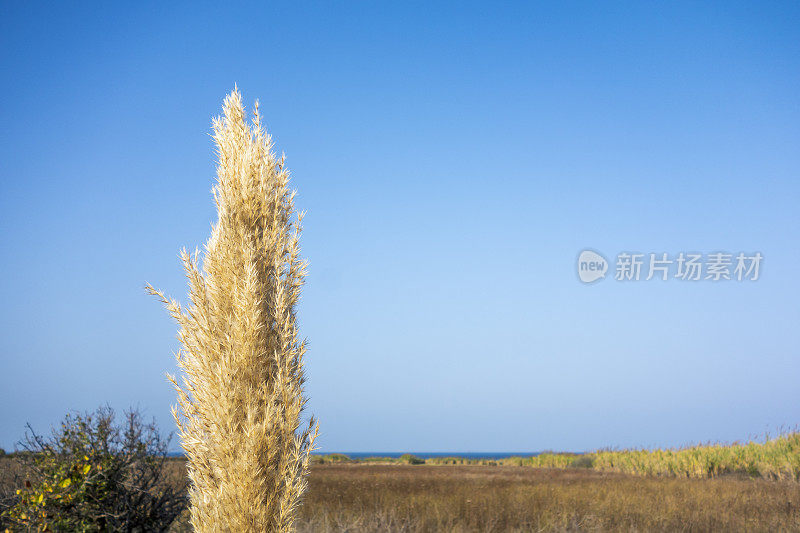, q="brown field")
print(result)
[294,464,800,532]
[5,458,800,531]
